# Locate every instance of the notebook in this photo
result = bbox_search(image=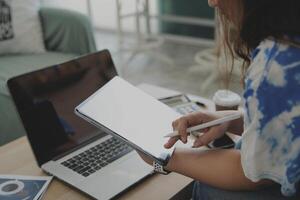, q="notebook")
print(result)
[75,76,181,164]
